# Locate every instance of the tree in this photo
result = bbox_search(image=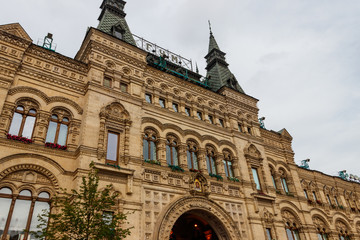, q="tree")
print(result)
[33,162,131,240]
